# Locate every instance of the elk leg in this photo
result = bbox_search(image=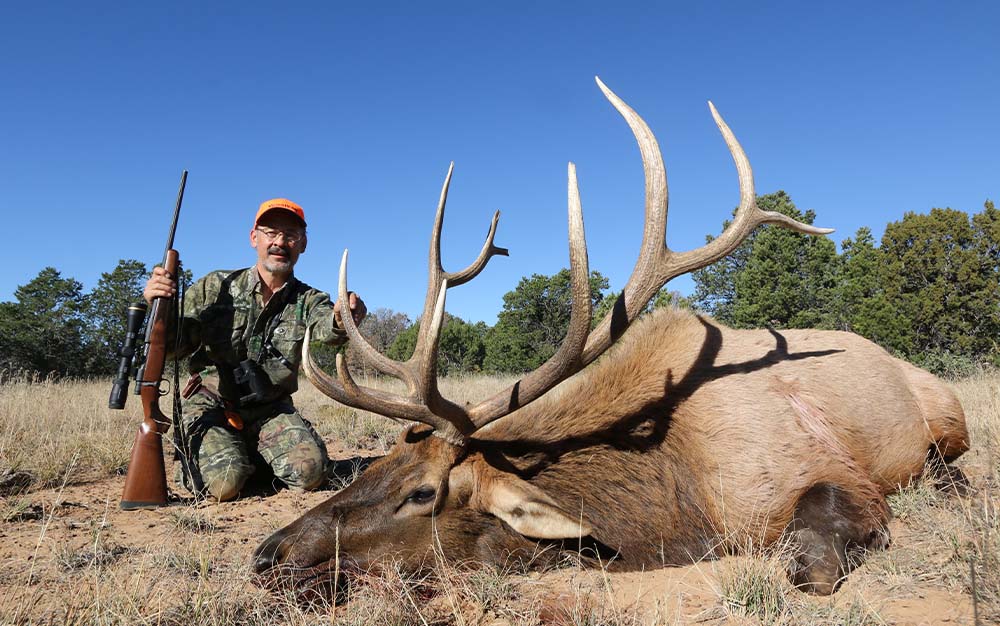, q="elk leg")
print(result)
[786,483,889,595]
